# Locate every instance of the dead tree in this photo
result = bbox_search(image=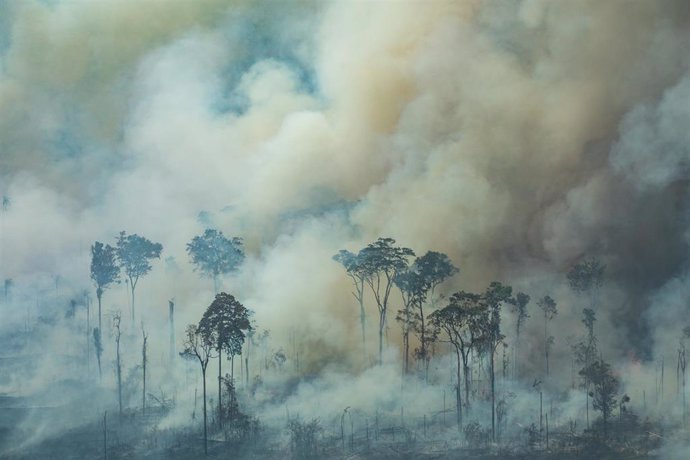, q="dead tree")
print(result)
[181,324,215,455]
[113,312,123,417]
